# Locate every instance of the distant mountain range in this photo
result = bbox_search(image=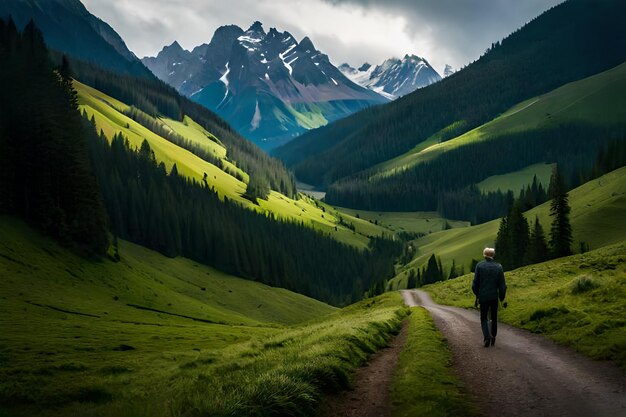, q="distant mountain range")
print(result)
[339,55,441,100]
[143,22,388,150]
[0,0,151,77]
